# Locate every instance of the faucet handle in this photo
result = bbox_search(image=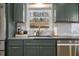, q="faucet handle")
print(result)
[36,30,40,36]
[33,31,36,36]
